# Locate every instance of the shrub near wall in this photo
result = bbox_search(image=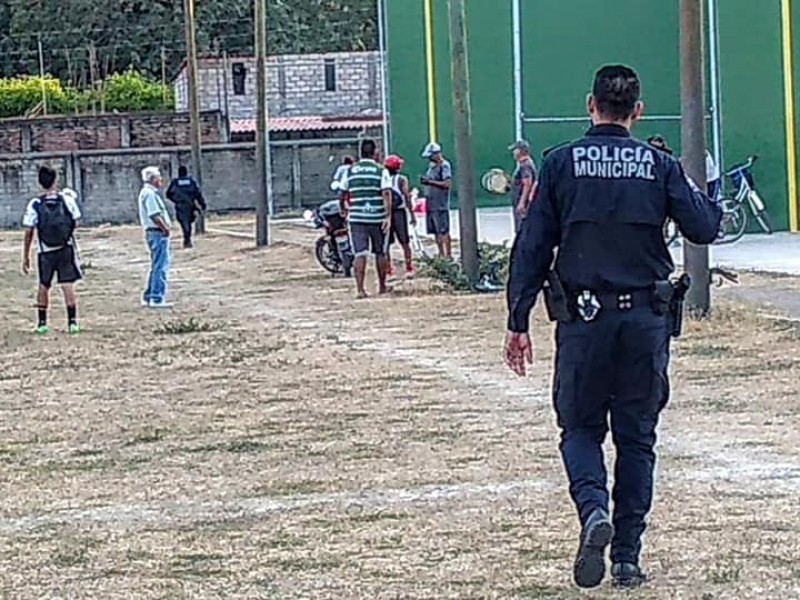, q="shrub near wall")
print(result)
[102,71,174,112]
[0,77,72,118]
[0,71,174,118]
